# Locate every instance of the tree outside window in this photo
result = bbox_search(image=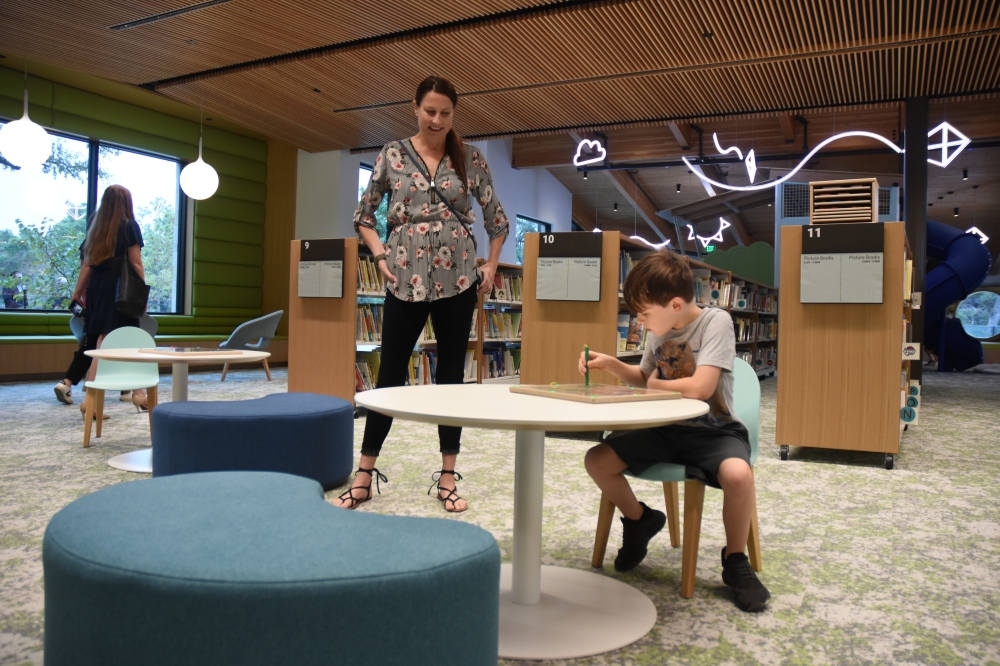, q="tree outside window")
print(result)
[358,164,388,243]
[957,291,1000,339]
